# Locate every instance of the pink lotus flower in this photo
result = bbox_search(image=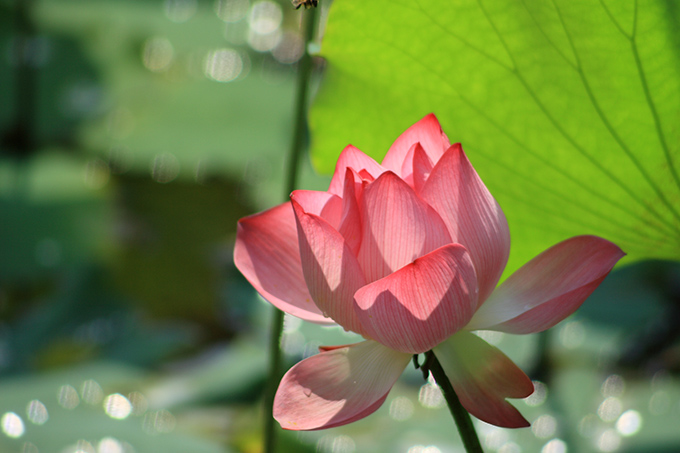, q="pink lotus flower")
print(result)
[234,114,625,430]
